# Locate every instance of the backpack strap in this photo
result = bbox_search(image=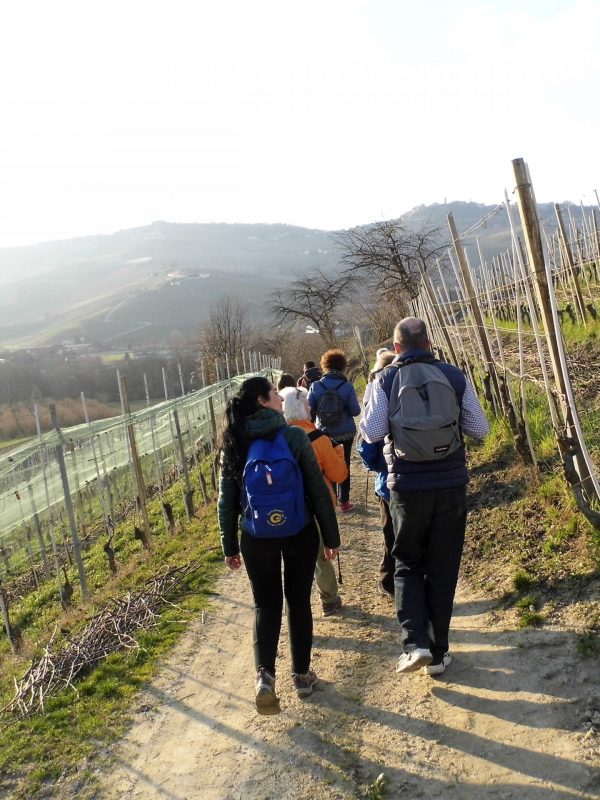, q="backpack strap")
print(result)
[316,376,347,390]
[308,429,326,442]
[394,355,437,370]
